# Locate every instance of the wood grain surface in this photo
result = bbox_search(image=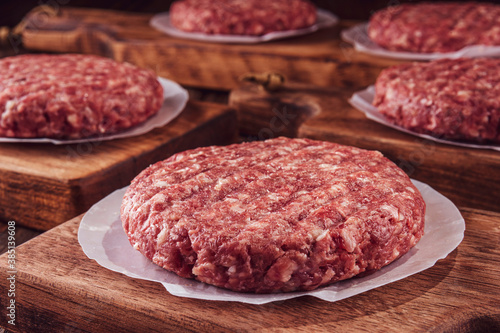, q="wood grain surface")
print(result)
[0,223,40,256]
[0,208,498,333]
[19,7,405,91]
[229,82,500,213]
[0,101,237,231]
